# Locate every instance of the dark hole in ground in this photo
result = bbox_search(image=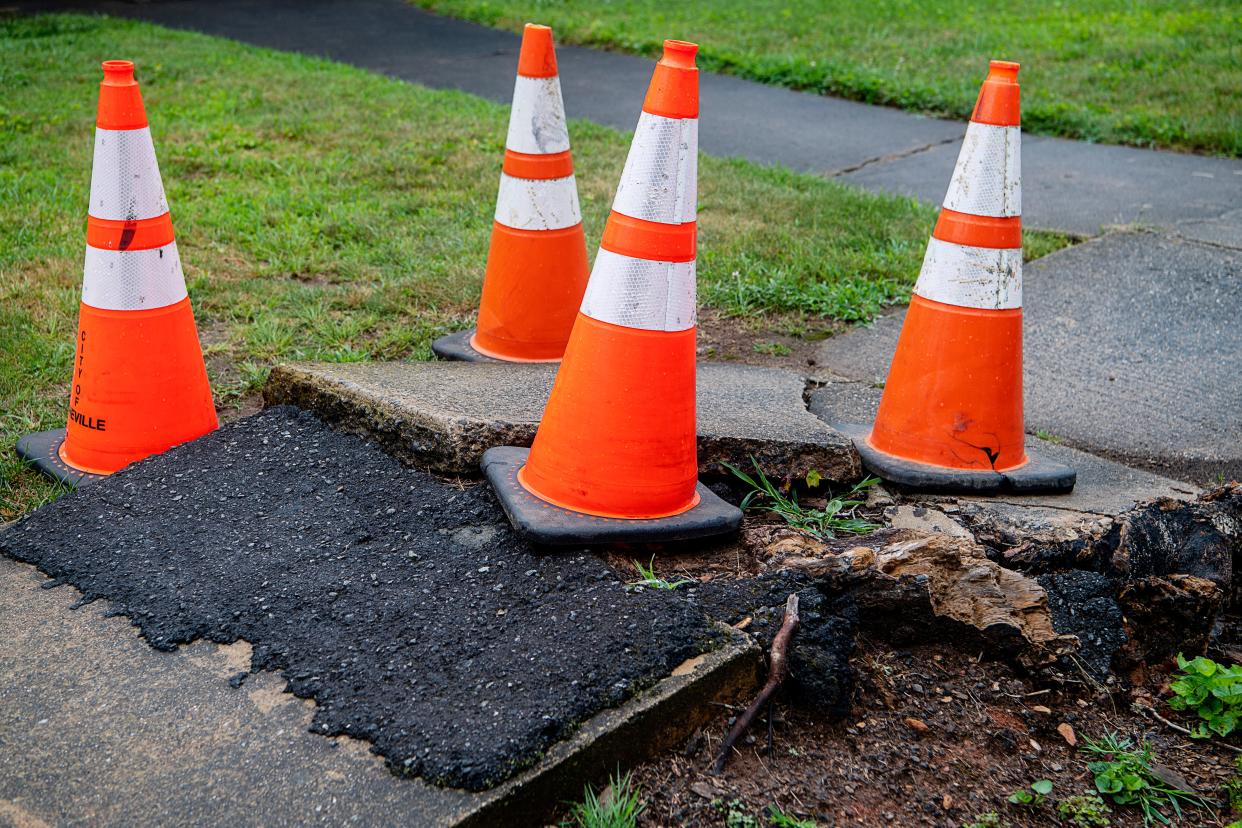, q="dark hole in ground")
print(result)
[0,406,725,791]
